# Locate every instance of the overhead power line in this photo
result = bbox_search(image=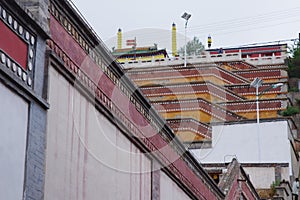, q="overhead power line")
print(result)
[184,6,300,32]
[106,6,300,41]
